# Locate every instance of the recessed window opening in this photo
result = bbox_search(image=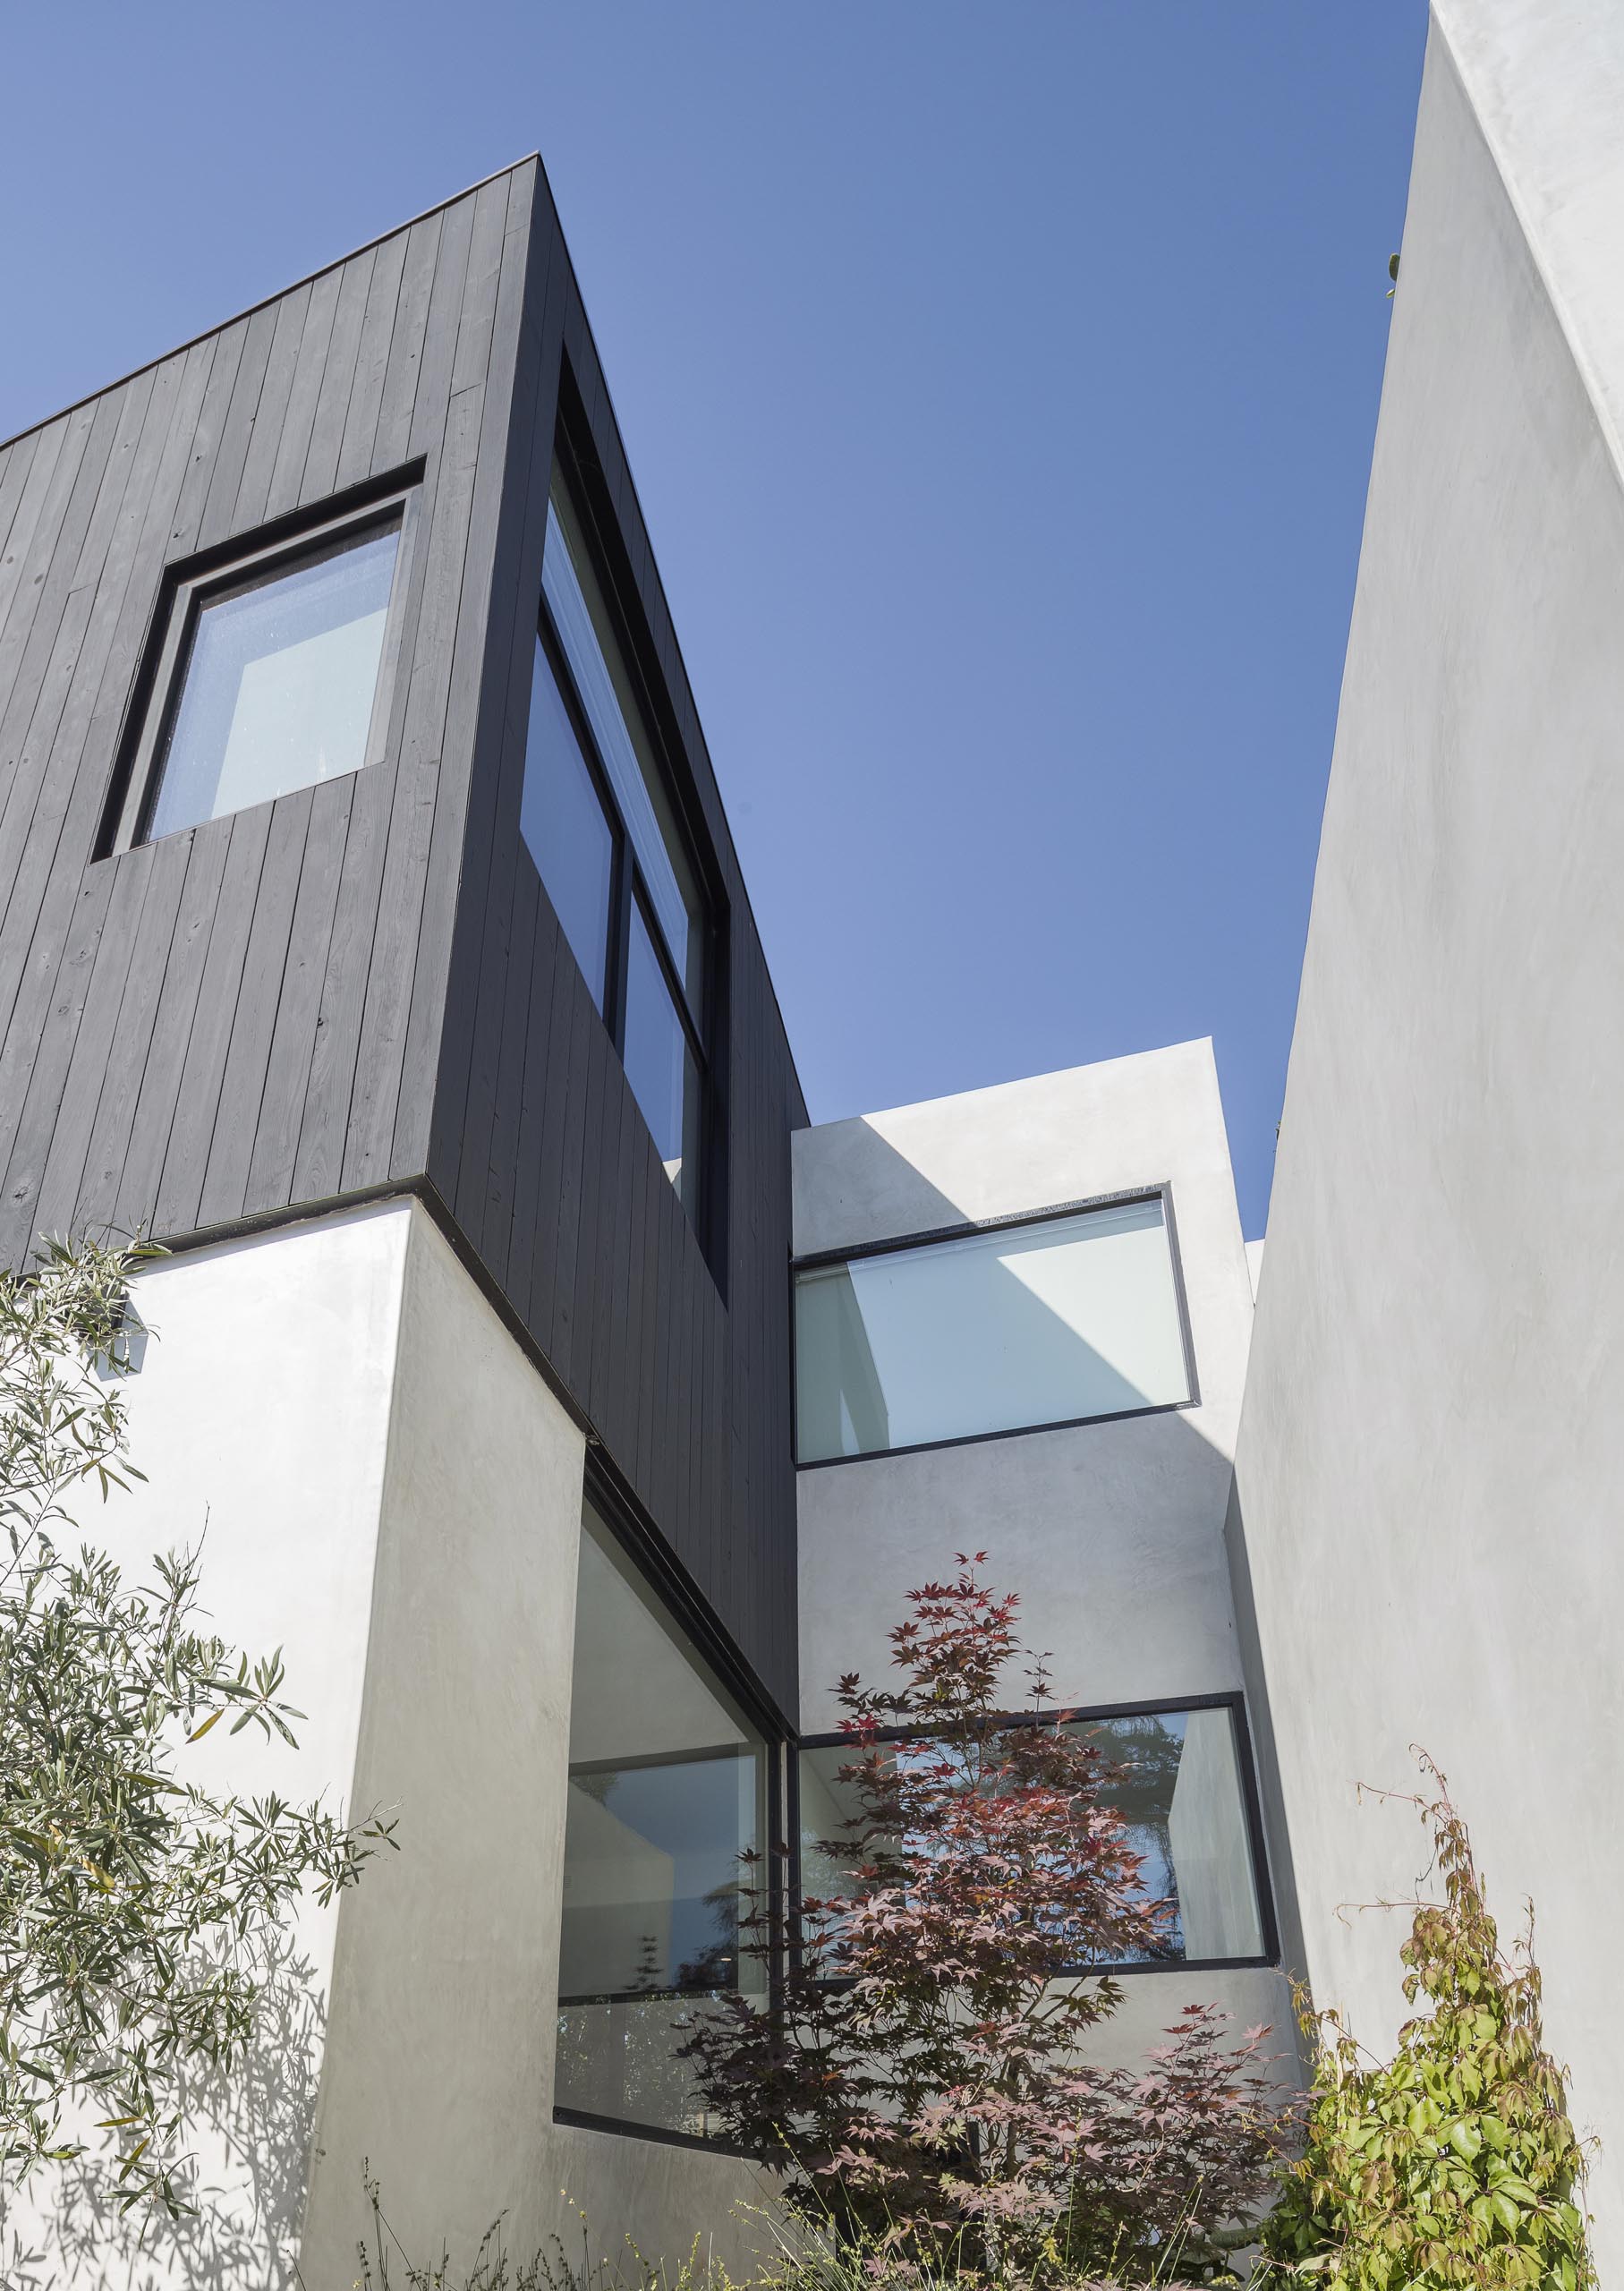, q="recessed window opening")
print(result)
[110,484,418,854]
[797,1699,1267,1970]
[555,1499,770,2142]
[795,1193,1194,1463]
[521,449,710,1229]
